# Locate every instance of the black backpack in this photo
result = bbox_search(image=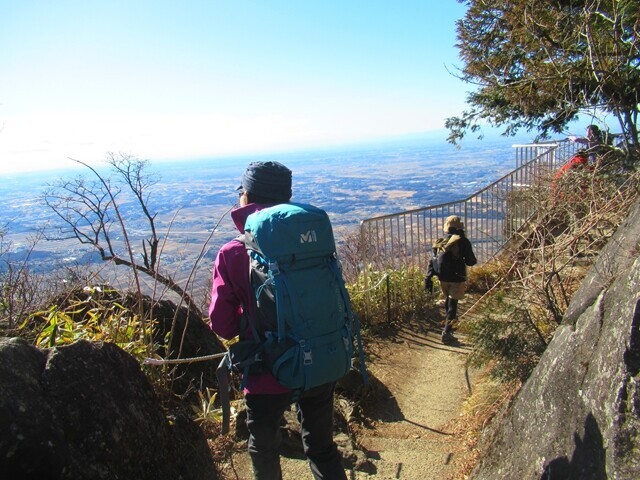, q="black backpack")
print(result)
[430,237,458,278]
